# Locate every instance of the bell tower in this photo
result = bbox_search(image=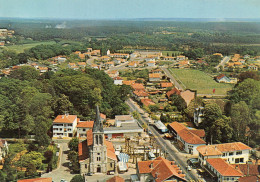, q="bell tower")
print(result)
[89,106,107,173]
